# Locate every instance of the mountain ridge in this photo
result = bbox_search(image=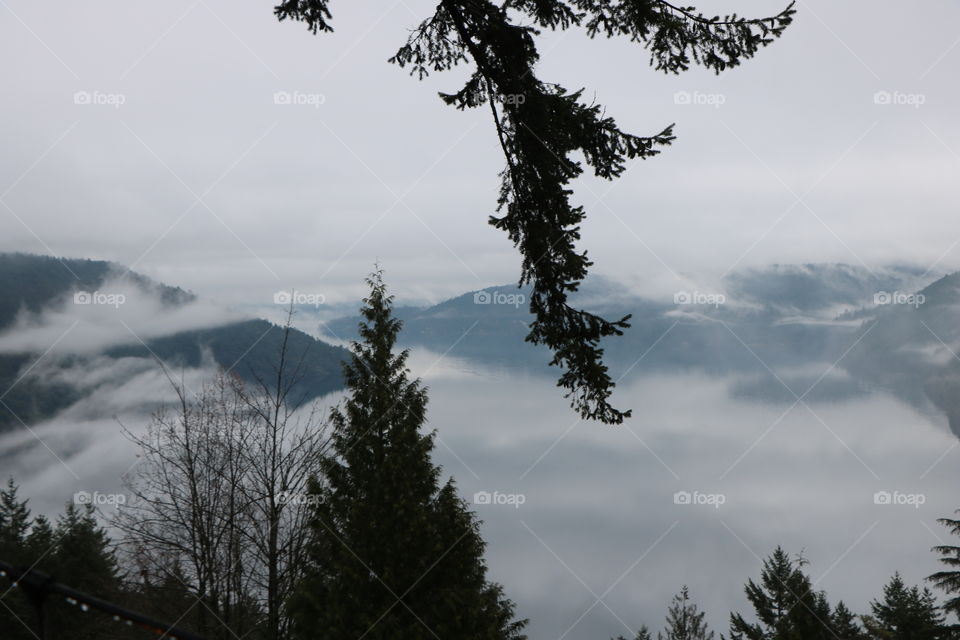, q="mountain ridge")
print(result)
[325,264,960,433]
[0,253,348,431]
